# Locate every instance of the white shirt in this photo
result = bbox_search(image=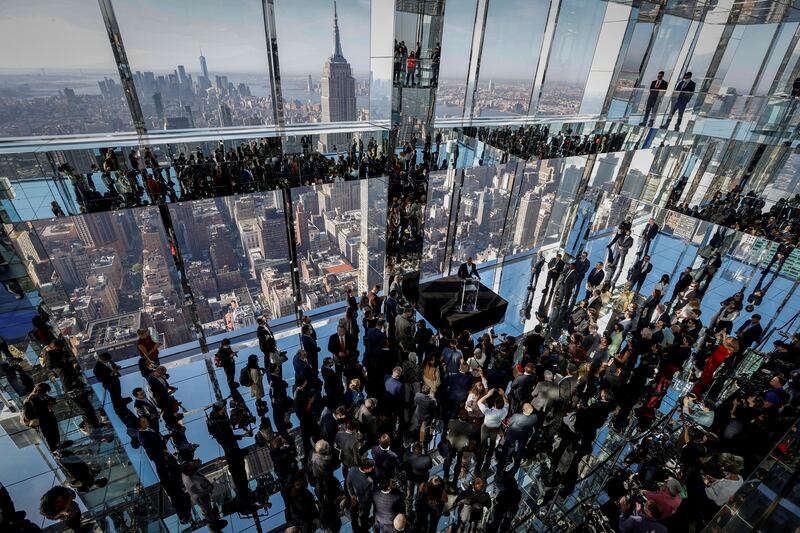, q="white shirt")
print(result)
[478,402,508,428]
[705,476,742,506]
